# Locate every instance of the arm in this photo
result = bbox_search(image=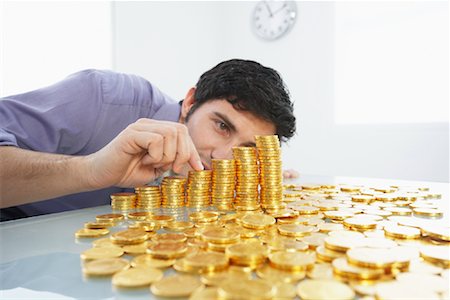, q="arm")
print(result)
[0,147,92,207]
[0,119,203,208]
